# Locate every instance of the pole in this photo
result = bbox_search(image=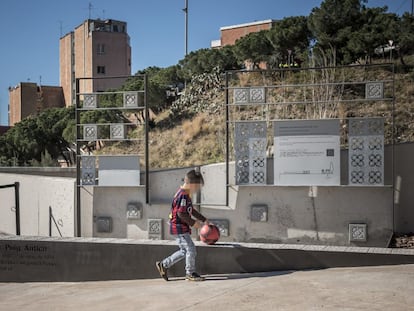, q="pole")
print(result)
[14,182,20,235]
[225,72,229,207]
[75,78,81,237]
[184,0,188,56]
[144,74,150,204]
